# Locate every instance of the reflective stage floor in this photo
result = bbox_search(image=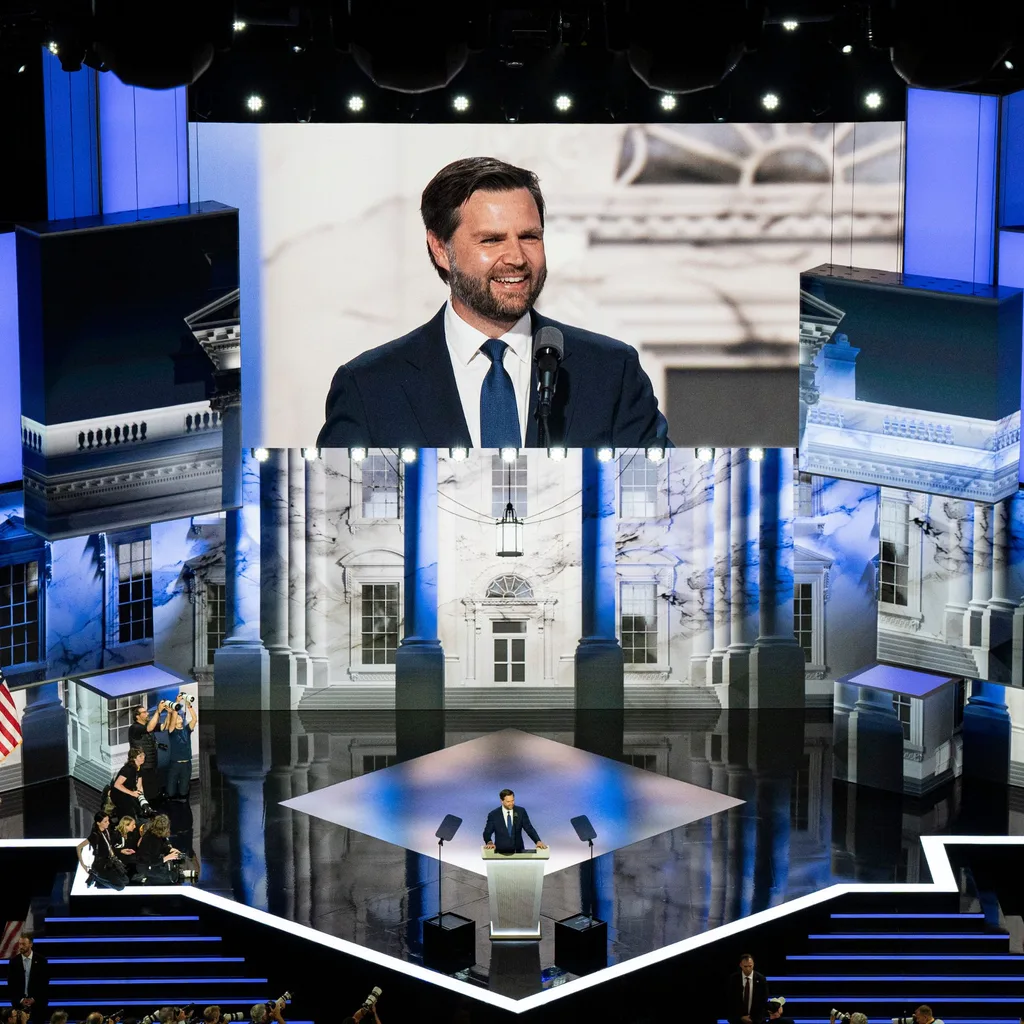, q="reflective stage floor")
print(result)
[4,707,1023,998]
